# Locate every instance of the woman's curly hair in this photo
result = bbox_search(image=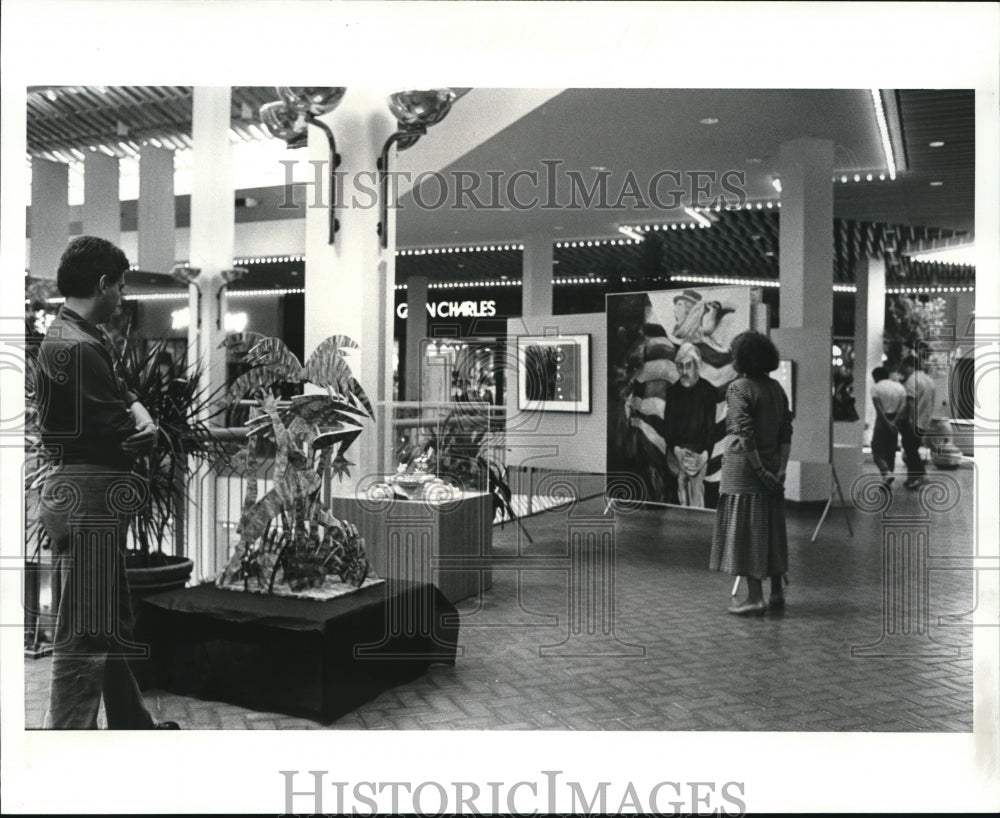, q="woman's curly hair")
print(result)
[730,330,780,377]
